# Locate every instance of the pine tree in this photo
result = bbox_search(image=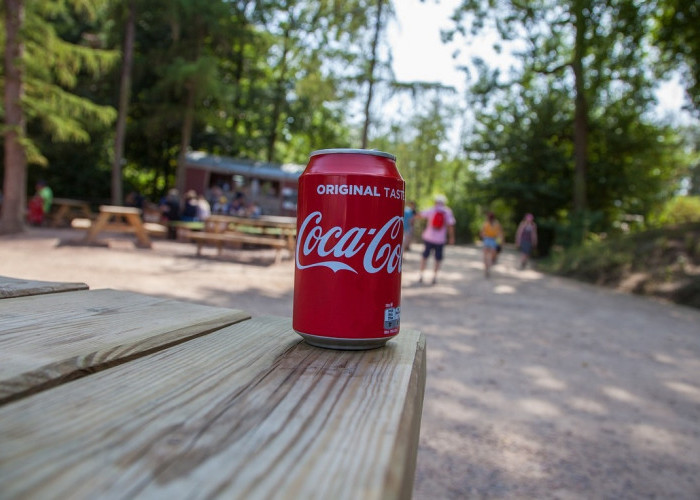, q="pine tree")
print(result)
[1,0,118,234]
